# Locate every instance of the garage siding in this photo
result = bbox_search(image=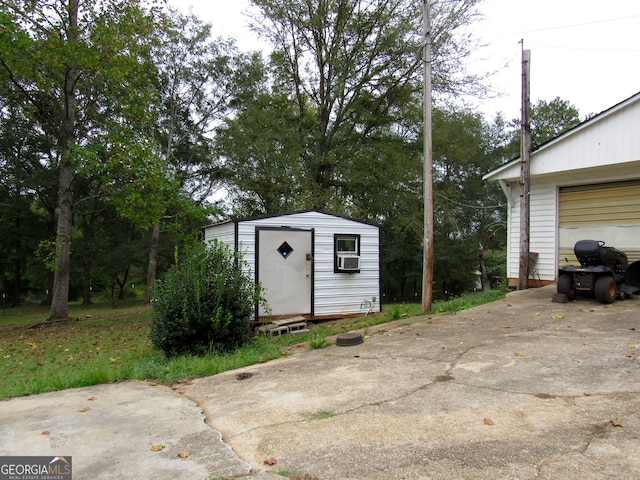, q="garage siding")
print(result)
[507,182,558,284]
